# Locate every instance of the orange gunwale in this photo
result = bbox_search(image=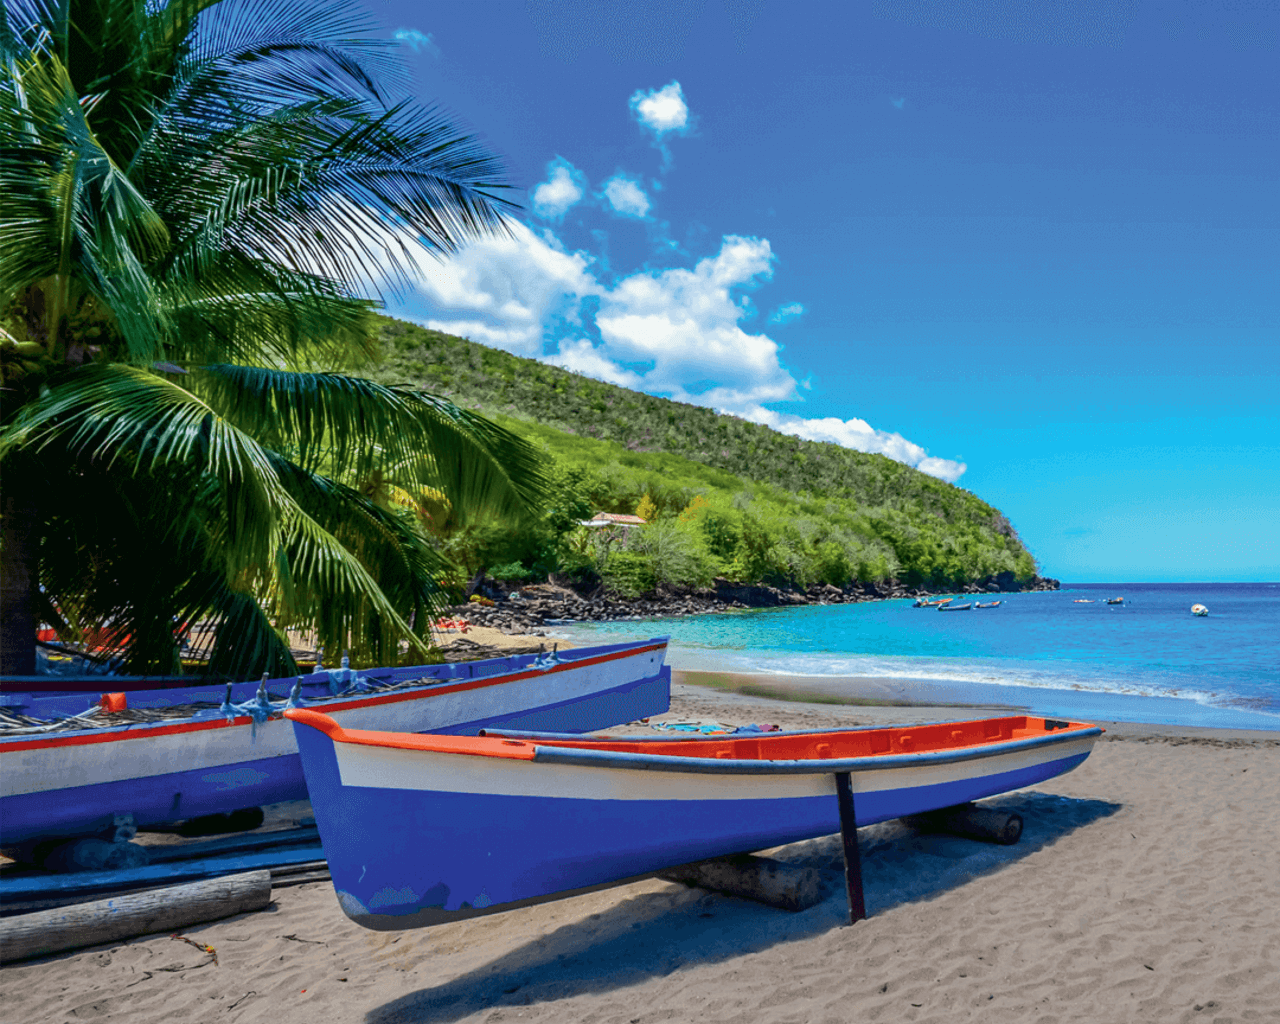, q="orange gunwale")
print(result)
[283,709,1101,762]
